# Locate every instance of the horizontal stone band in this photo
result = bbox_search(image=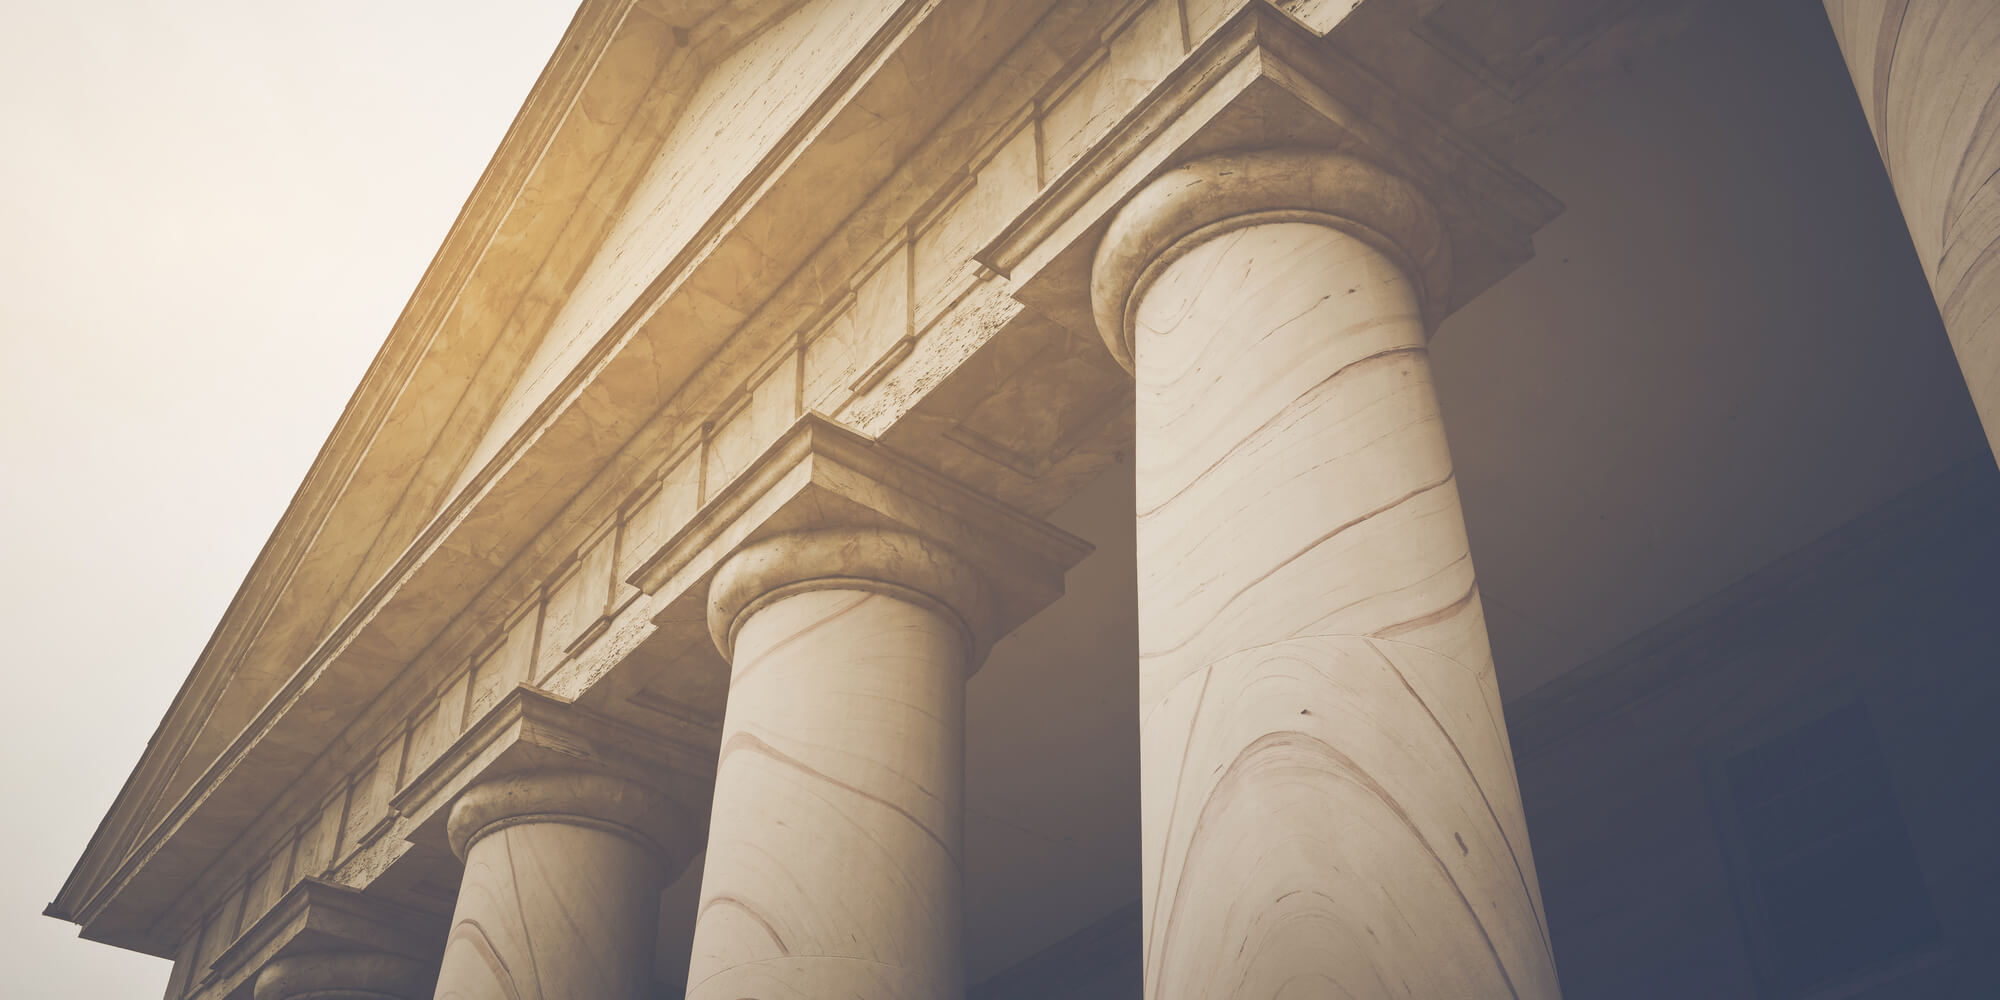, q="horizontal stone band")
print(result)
[1091,150,1450,370]
[445,771,687,863]
[707,527,991,662]
[253,952,430,1000]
